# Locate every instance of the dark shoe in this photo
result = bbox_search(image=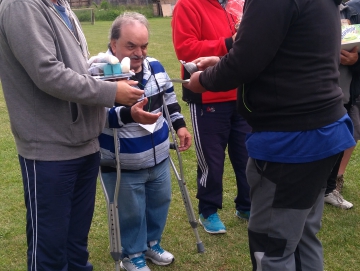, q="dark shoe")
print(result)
[235,210,250,221]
